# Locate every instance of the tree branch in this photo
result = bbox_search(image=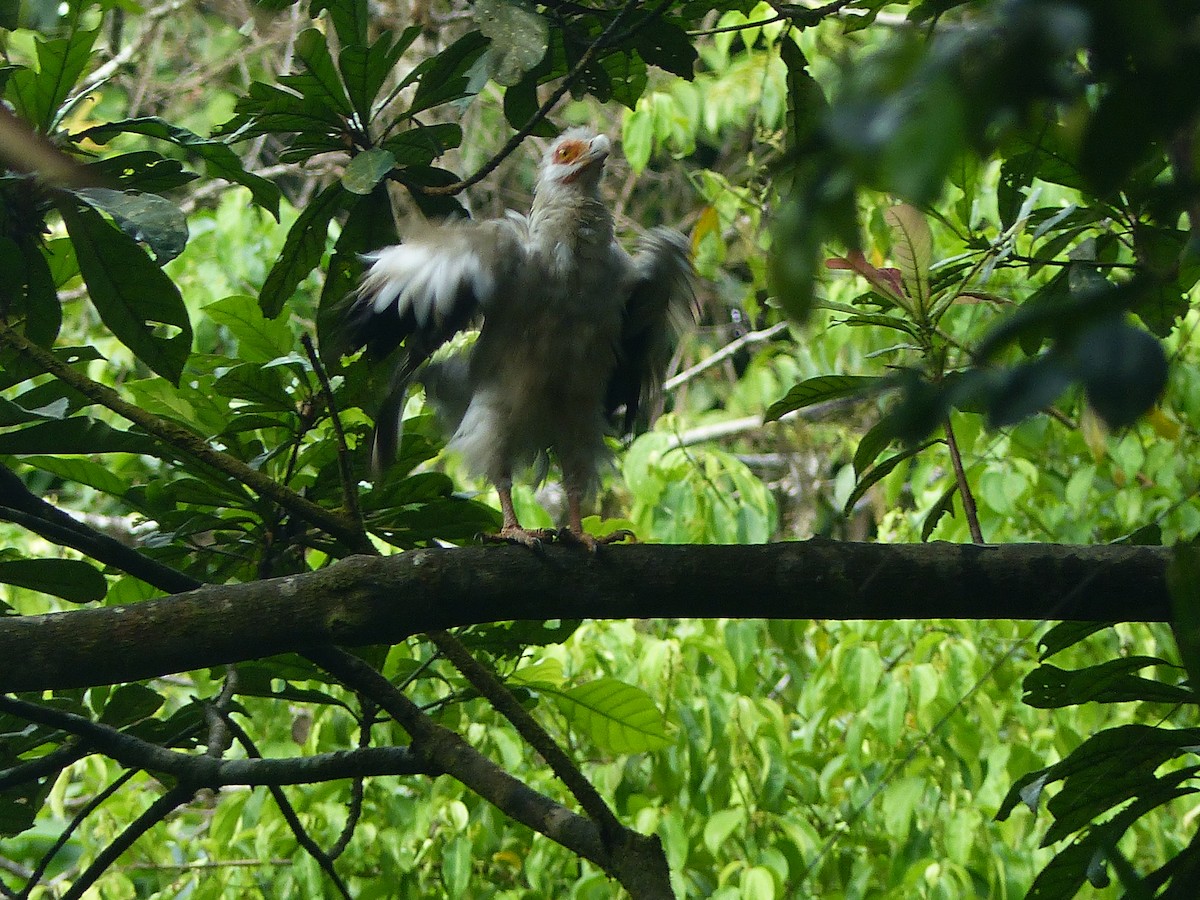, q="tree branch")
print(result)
[0,696,436,786]
[0,542,1171,692]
